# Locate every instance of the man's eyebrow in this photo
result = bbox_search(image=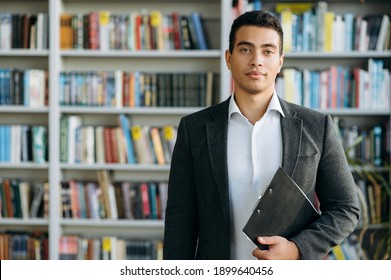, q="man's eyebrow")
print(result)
[236,41,278,49]
[236,41,254,48]
[261,43,278,49]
